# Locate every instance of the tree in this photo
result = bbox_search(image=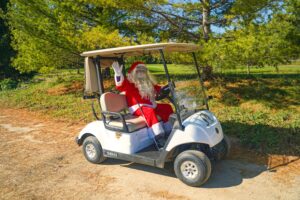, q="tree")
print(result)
[203,19,299,74]
[7,0,132,73]
[5,0,298,75]
[0,0,17,79]
[131,0,235,42]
